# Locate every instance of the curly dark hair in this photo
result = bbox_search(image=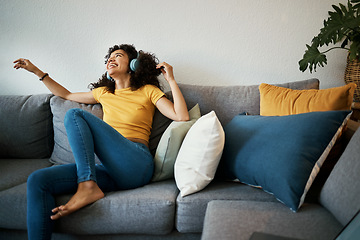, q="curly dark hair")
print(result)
[89,44,162,93]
